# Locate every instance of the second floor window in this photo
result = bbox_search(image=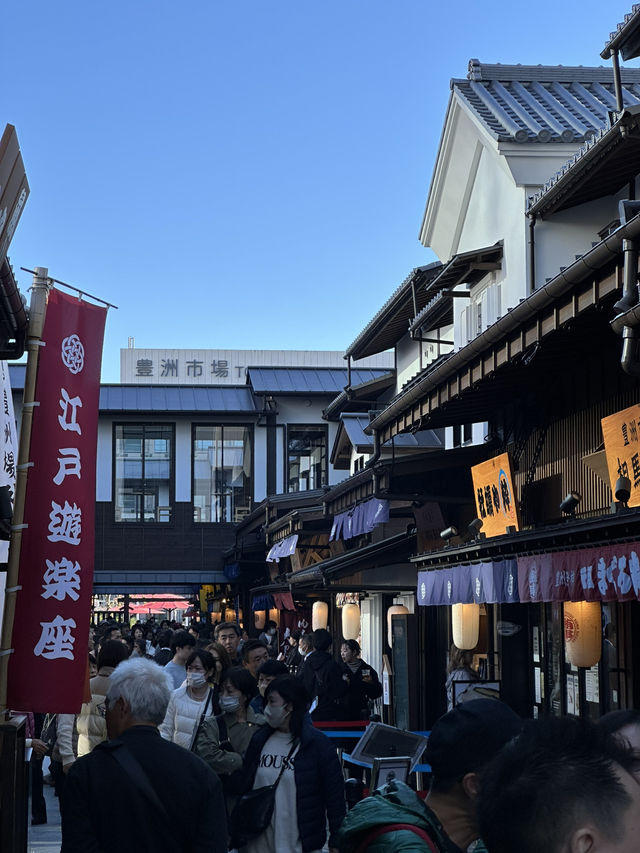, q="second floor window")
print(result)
[114,424,174,523]
[288,425,327,492]
[193,425,252,523]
